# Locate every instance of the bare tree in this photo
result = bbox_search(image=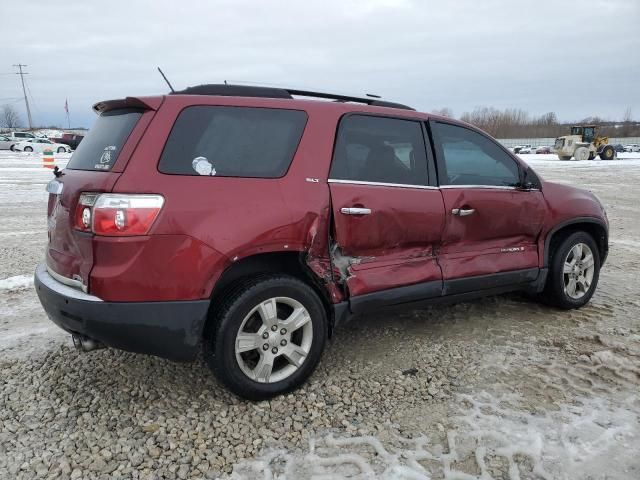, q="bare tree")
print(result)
[621,107,633,137]
[432,107,453,118]
[1,104,22,128]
